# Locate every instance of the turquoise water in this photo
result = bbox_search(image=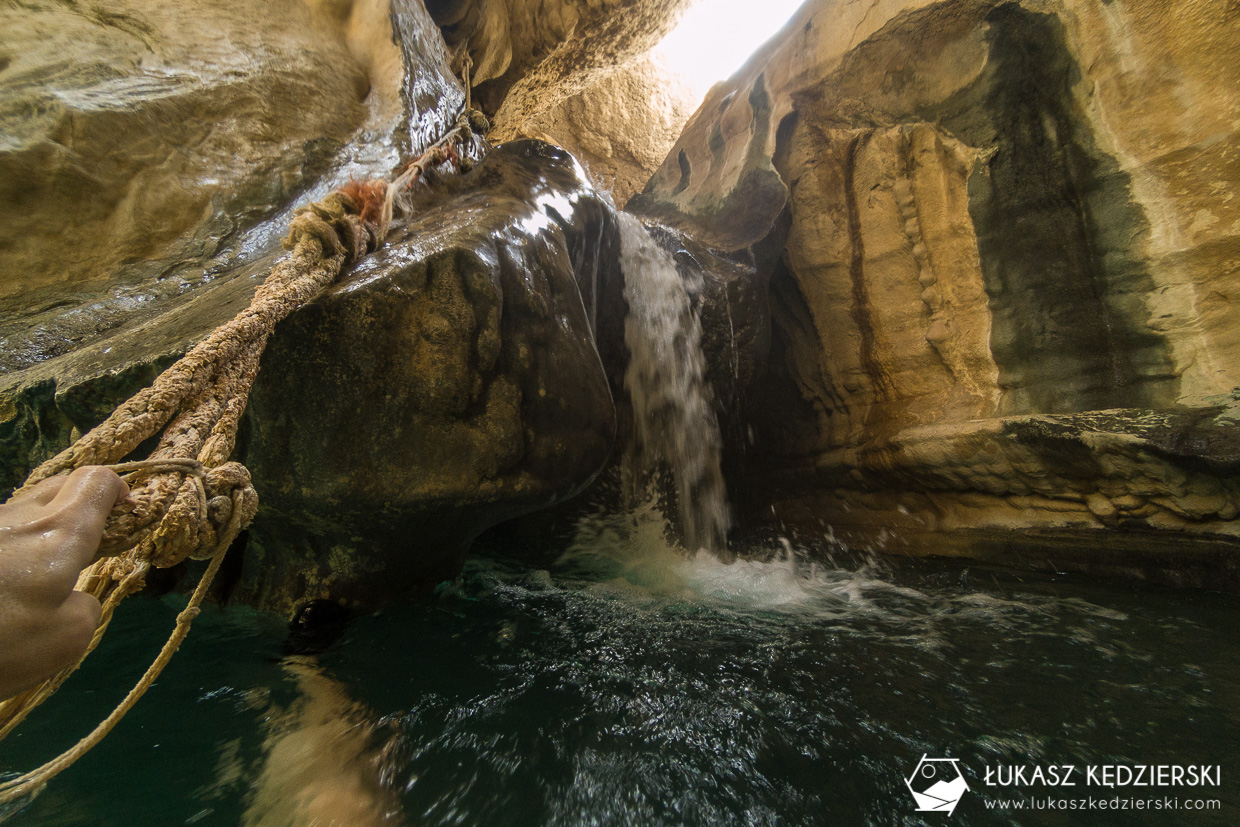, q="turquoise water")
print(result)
[3,507,1238,825]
